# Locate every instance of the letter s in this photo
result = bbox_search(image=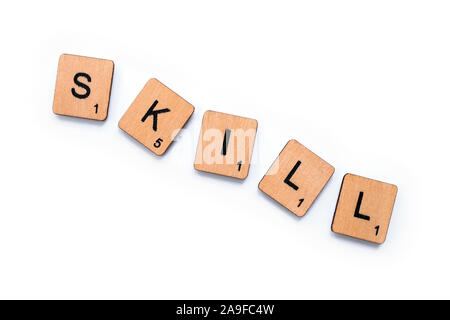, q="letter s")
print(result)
[71,72,91,99]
